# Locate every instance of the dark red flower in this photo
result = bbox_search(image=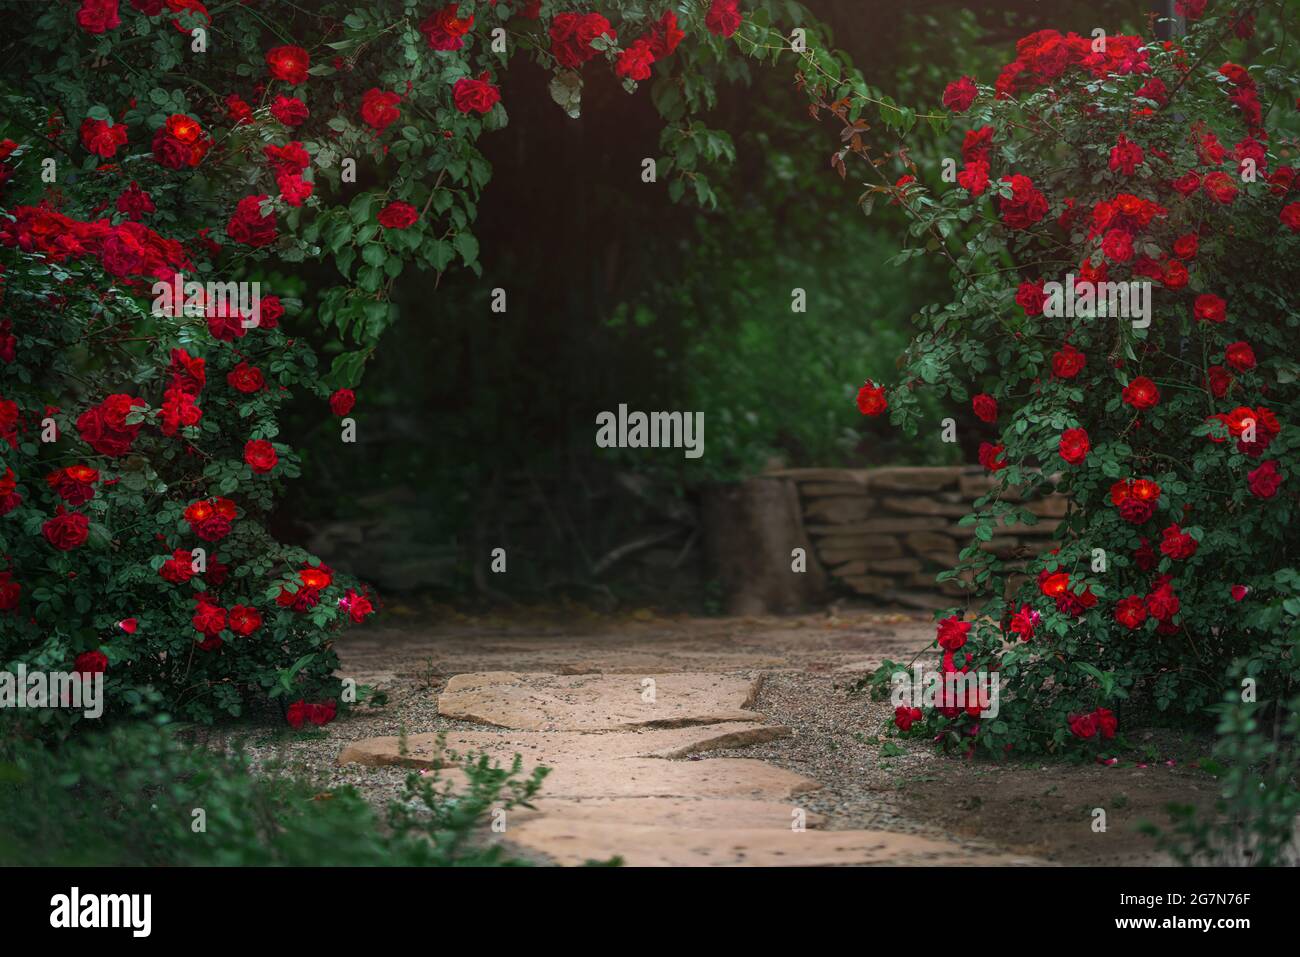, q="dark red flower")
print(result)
[704,0,741,37]
[226,195,277,248]
[856,381,887,416]
[943,76,978,112]
[244,438,278,474]
[266,45,310,85]
[452,72,501,114]
[43,508,89,550]
[377,201,419,229]
[1058,427,1089,465]
[77,394,146,457]
[971,393,998,423]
